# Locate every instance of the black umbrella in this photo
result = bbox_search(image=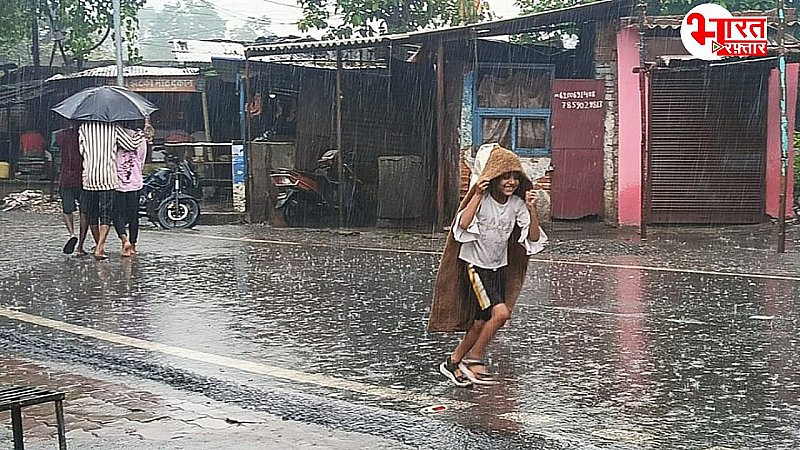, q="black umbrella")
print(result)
[51,85,158,122]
